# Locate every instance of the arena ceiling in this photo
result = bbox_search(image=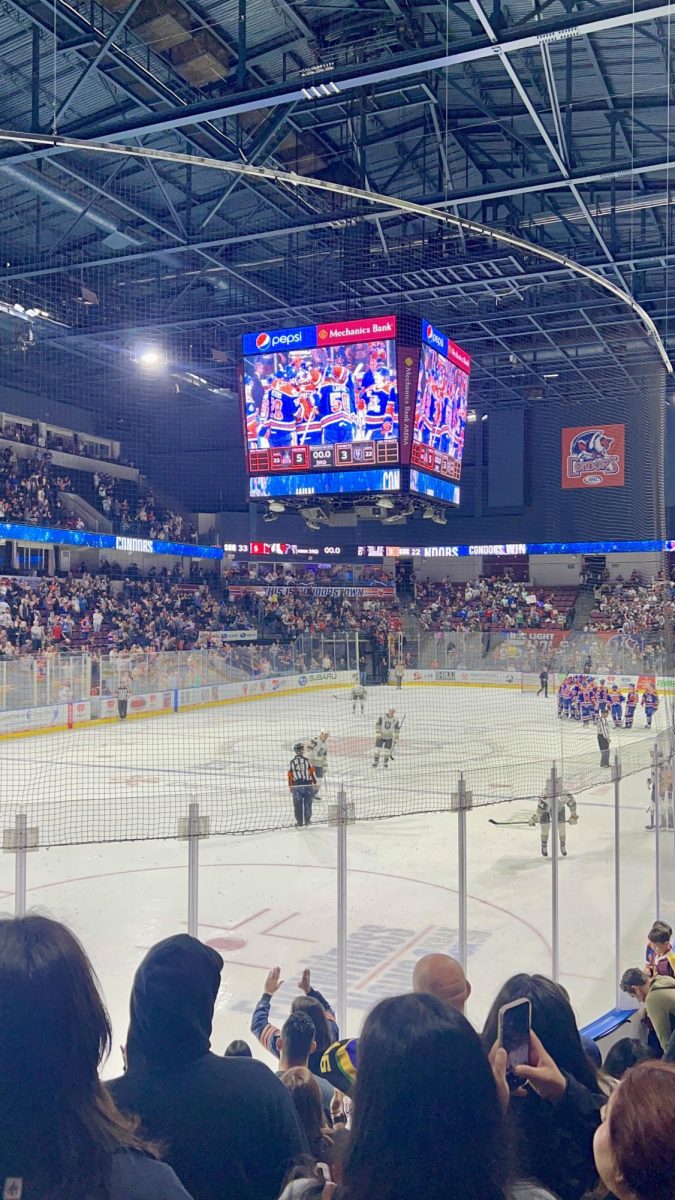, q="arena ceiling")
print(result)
[0,0,673,410]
